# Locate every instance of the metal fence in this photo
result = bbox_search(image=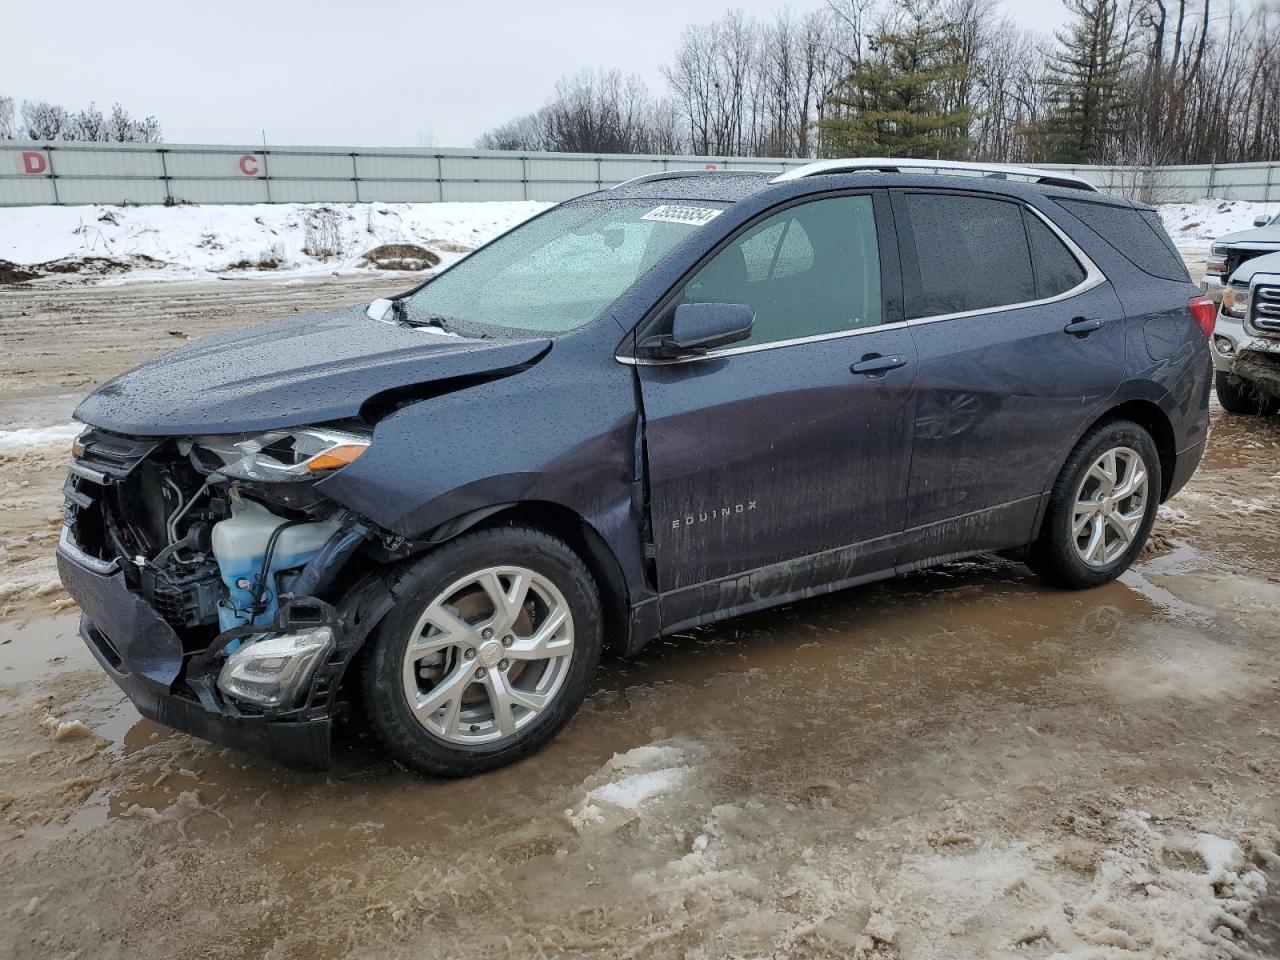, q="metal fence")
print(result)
[1,140,1277,206]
